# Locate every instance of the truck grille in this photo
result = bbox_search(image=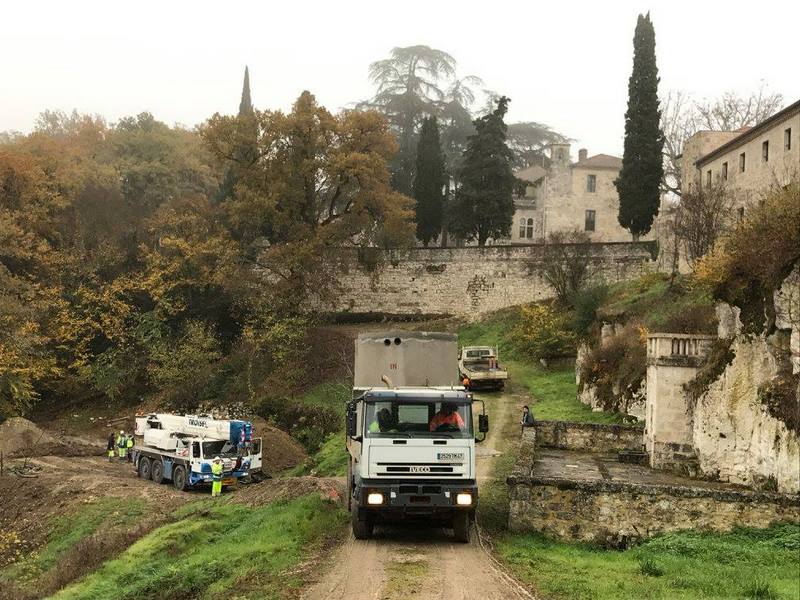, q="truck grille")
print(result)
[374,462,463,477]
